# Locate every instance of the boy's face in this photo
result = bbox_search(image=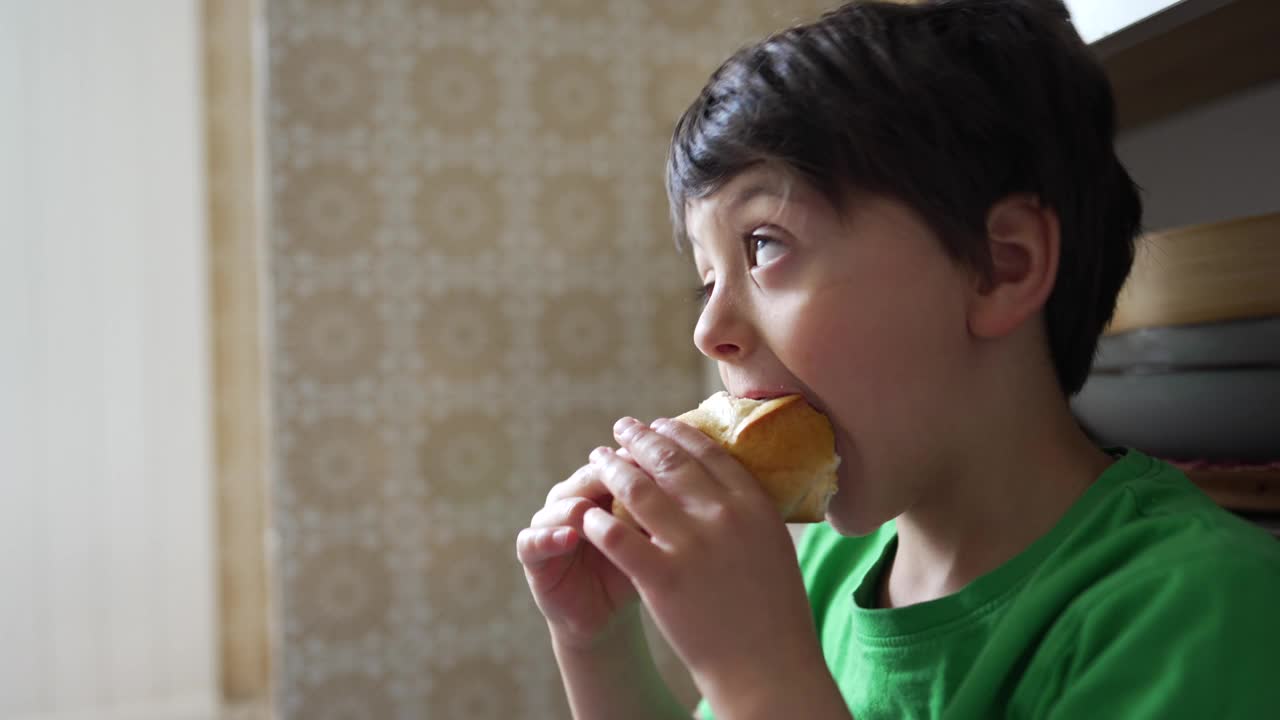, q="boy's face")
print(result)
[685,166,977,535]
